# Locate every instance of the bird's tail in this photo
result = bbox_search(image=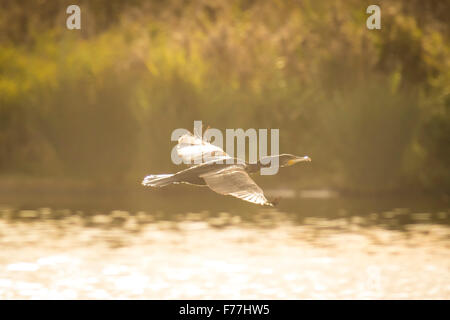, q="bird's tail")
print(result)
[142,174,175,187]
